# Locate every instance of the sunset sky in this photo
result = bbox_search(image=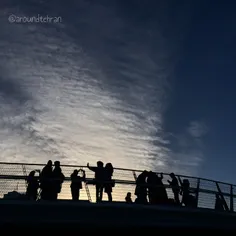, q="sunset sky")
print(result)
[0,0,236,185]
